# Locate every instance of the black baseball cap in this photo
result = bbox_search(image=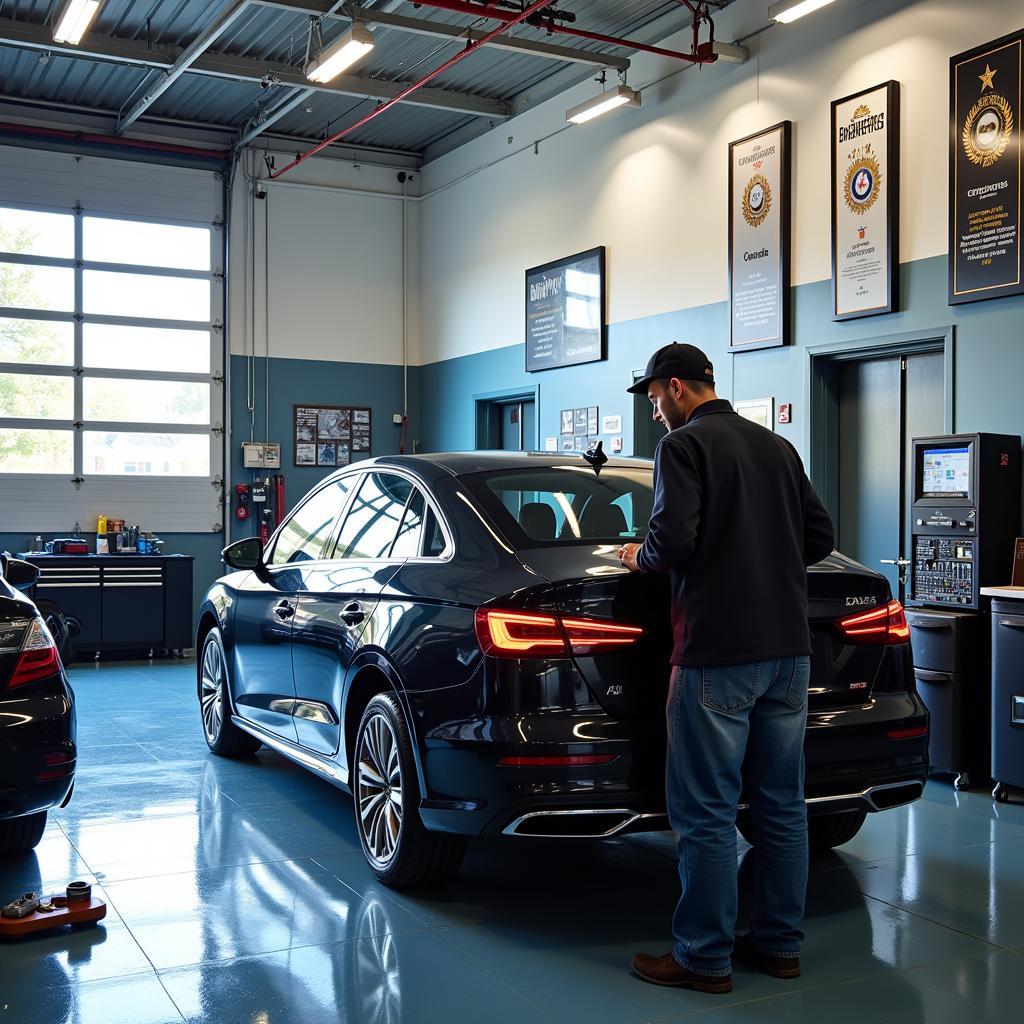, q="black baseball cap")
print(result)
[627,342,715,394]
